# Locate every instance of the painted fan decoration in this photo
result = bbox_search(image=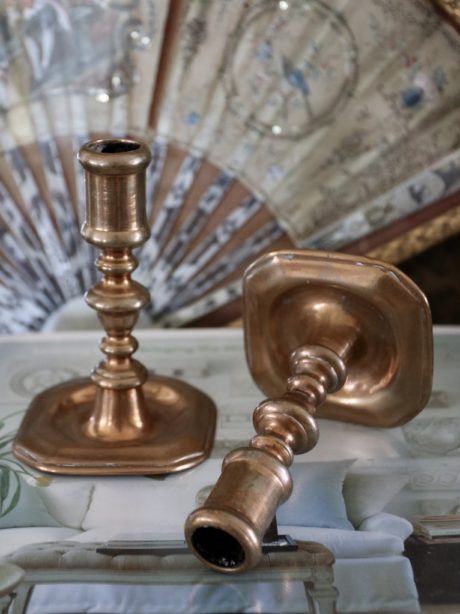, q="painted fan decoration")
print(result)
[1,0,460,333]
